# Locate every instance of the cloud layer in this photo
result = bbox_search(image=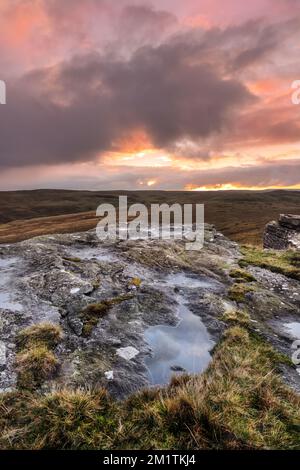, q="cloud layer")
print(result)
[0,0,299,189]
